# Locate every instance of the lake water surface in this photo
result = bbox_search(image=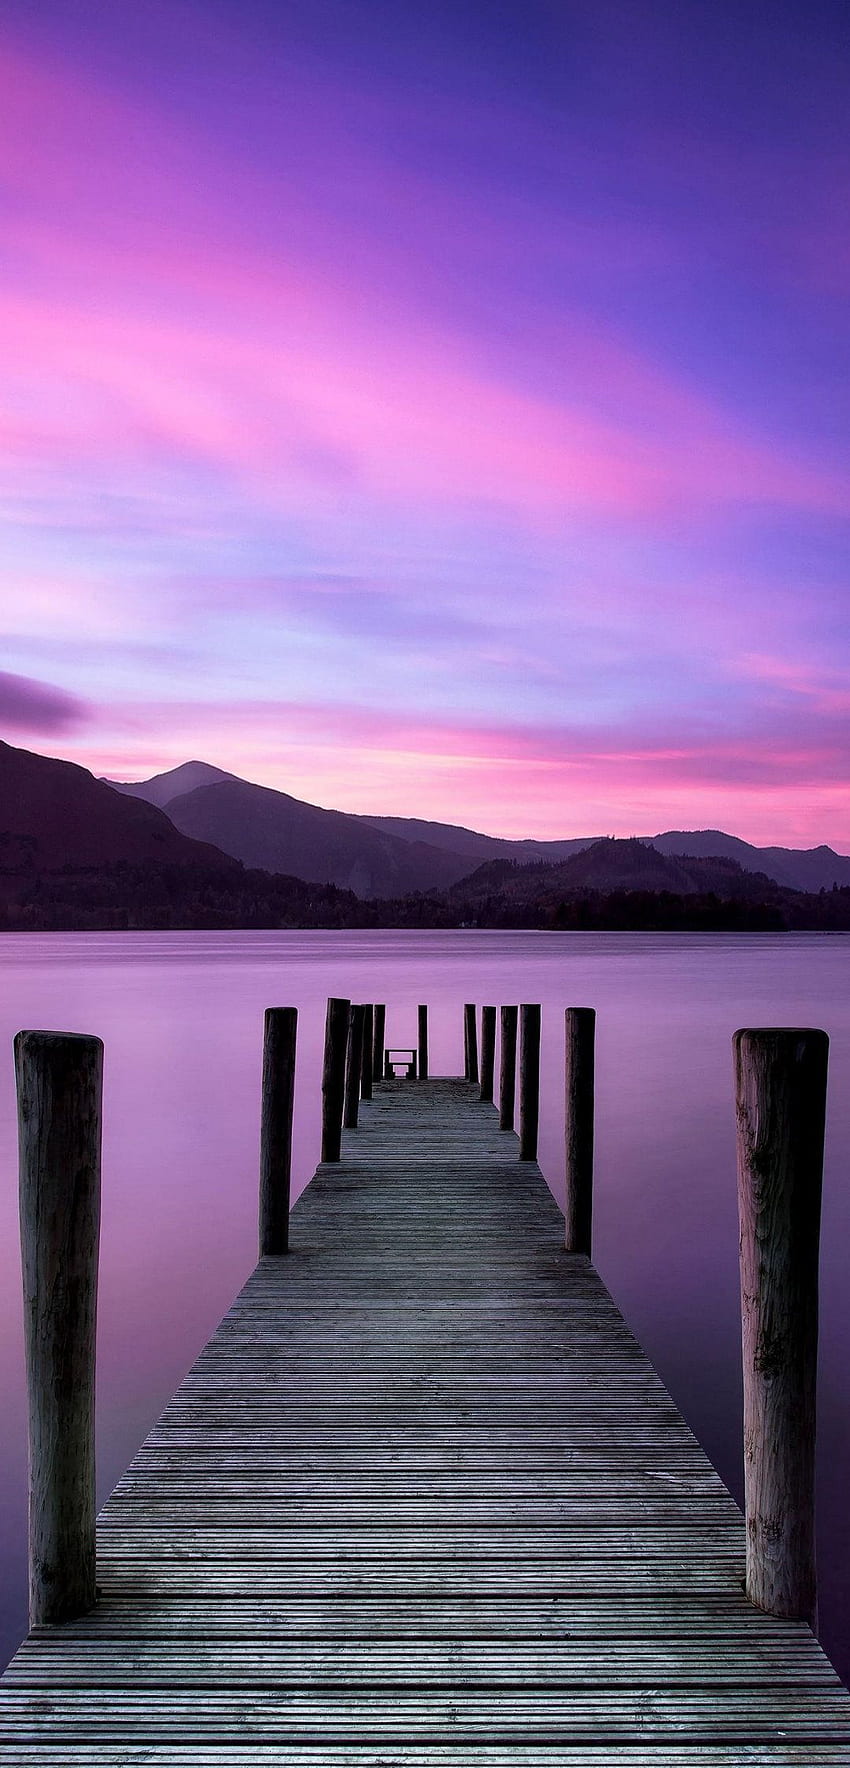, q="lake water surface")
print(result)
[1,929,848,1679]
